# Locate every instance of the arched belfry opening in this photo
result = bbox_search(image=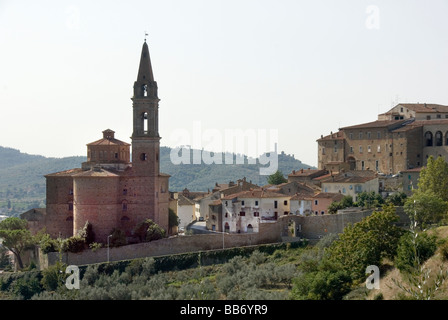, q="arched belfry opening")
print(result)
[142,112,148,134]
